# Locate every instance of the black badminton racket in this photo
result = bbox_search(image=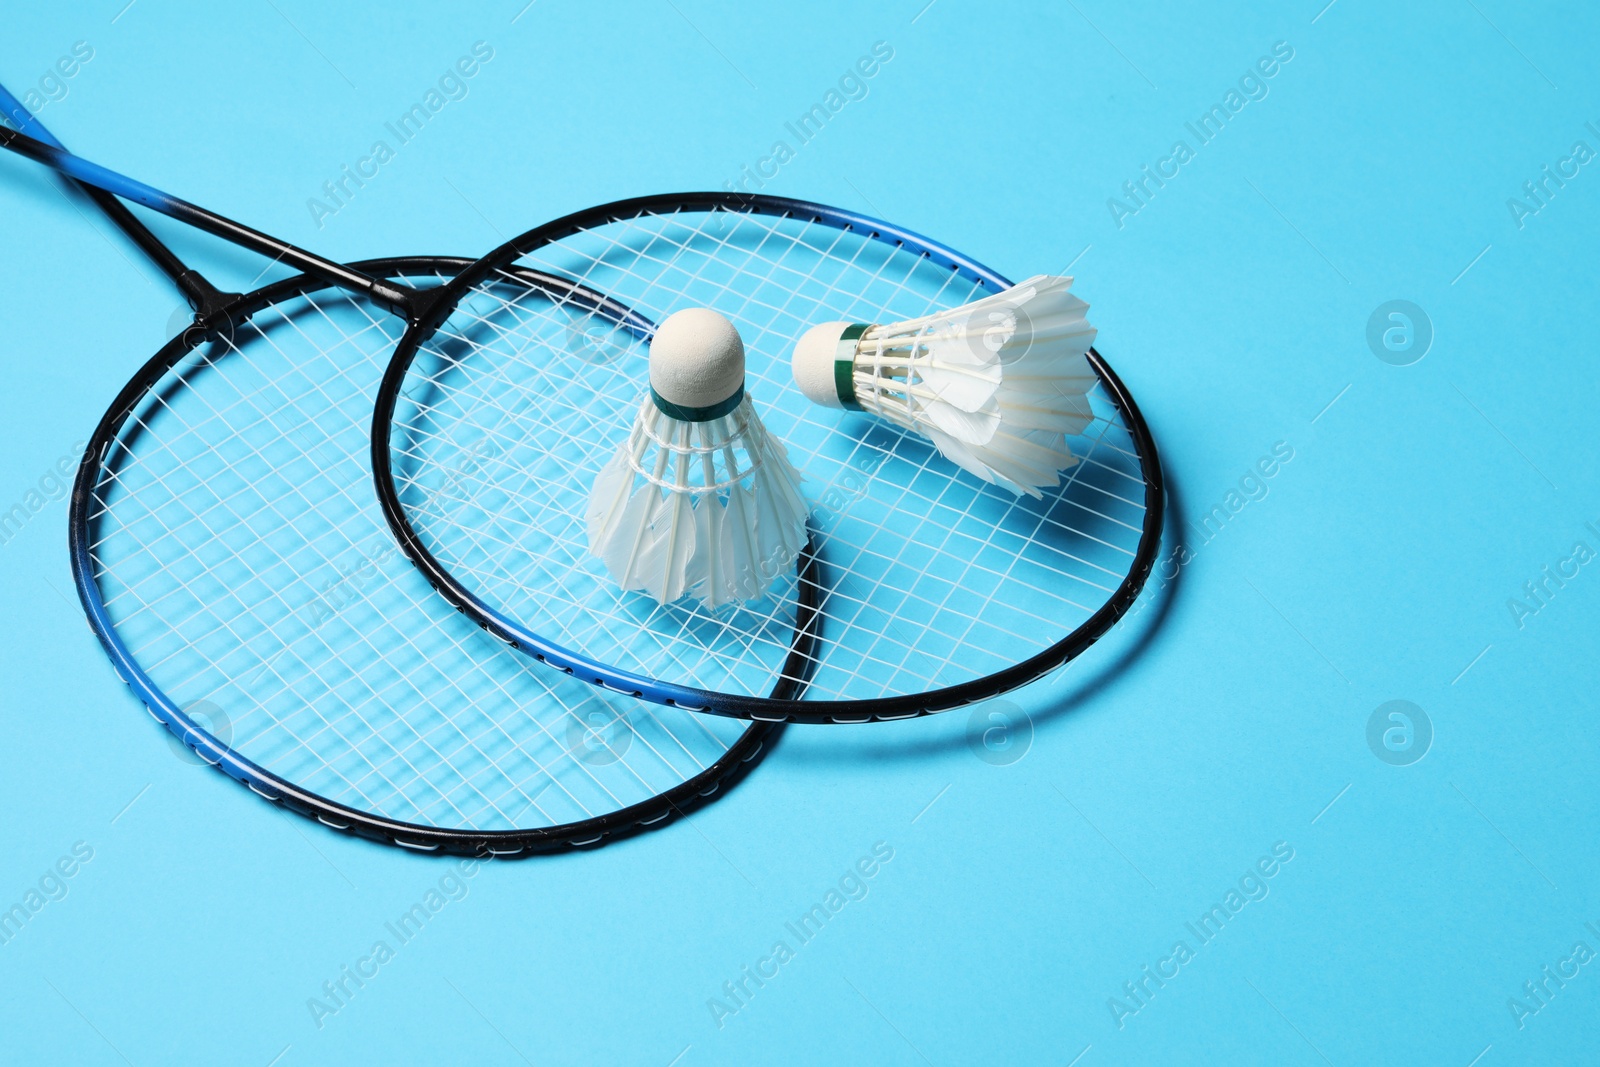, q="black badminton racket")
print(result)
[0,88,802,853]
[371,194,1166,722]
